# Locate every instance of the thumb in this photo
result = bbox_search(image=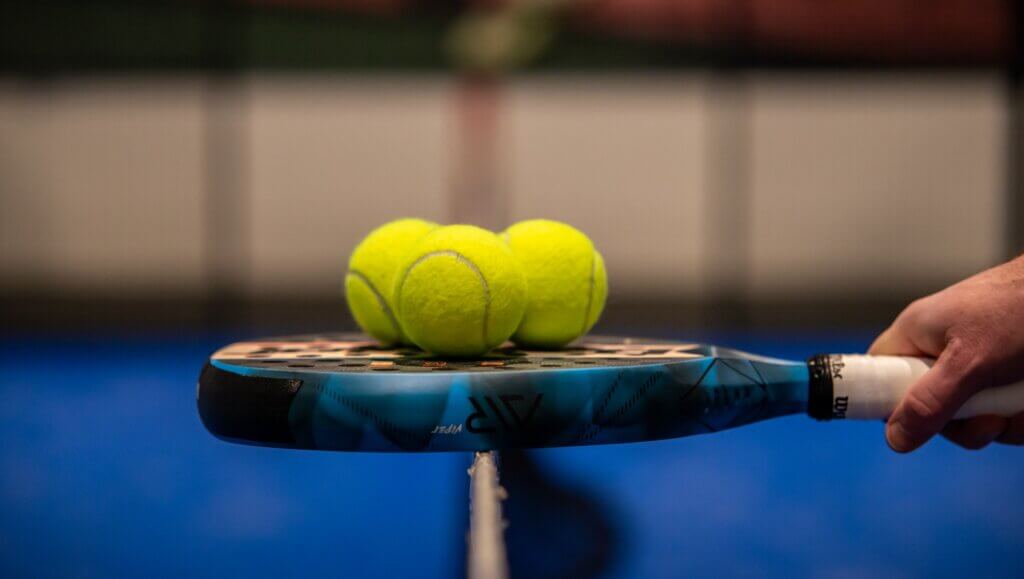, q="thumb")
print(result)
[886,339,984,453]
